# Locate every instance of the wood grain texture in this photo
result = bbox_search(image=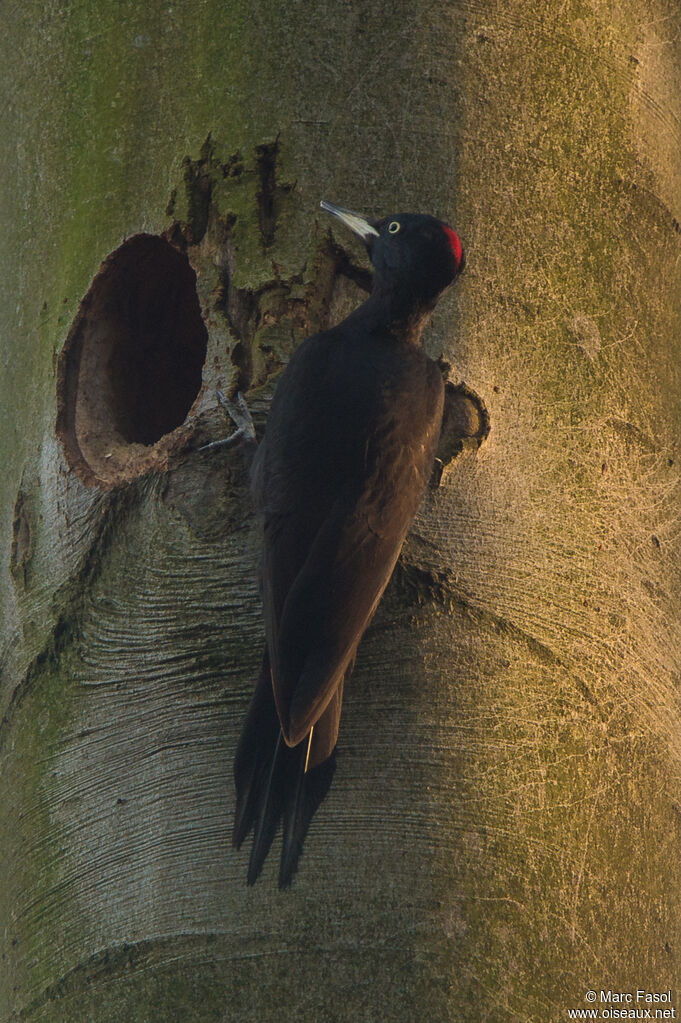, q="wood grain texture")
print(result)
[1,0,681,1019]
